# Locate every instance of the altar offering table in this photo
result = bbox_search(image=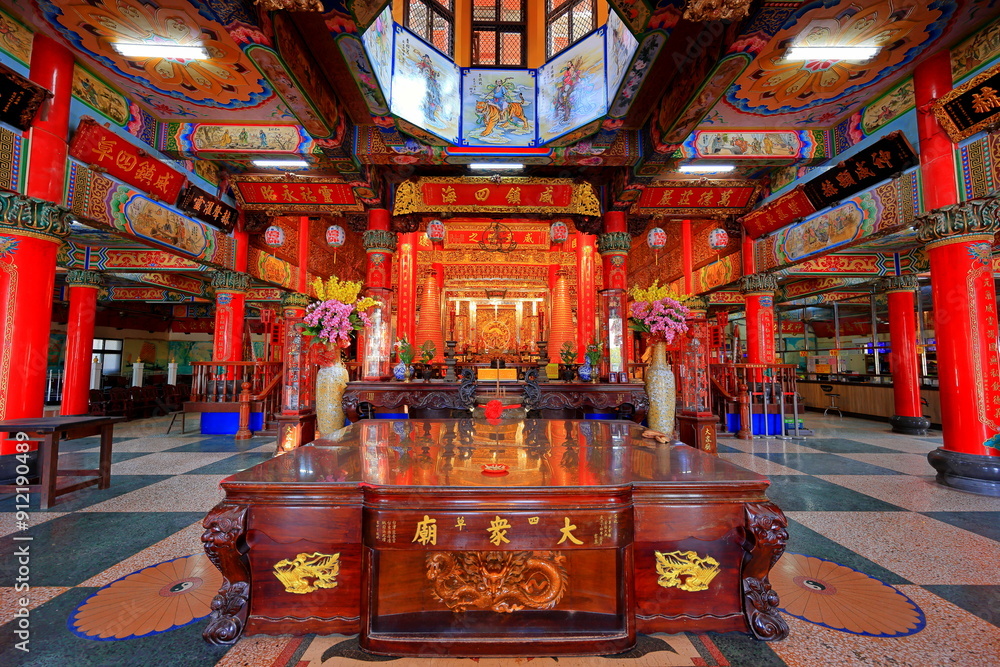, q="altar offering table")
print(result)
[202,419,788,655]
[0,415,126,508]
